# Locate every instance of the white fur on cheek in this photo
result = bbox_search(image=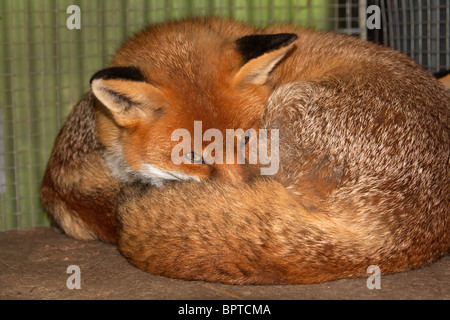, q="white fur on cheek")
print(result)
[140,163,201,187]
